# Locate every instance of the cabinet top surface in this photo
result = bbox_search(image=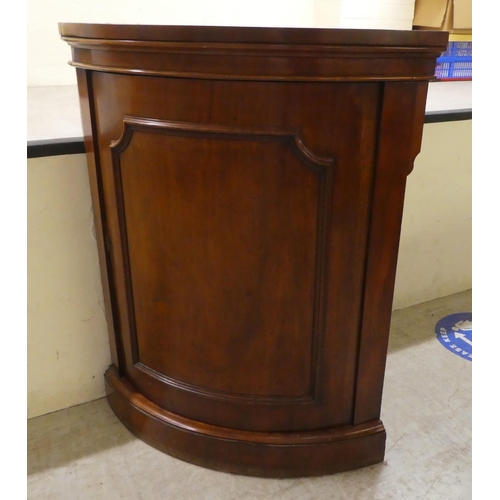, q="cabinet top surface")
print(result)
[59,23,447,49]
[59,23,448,82]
